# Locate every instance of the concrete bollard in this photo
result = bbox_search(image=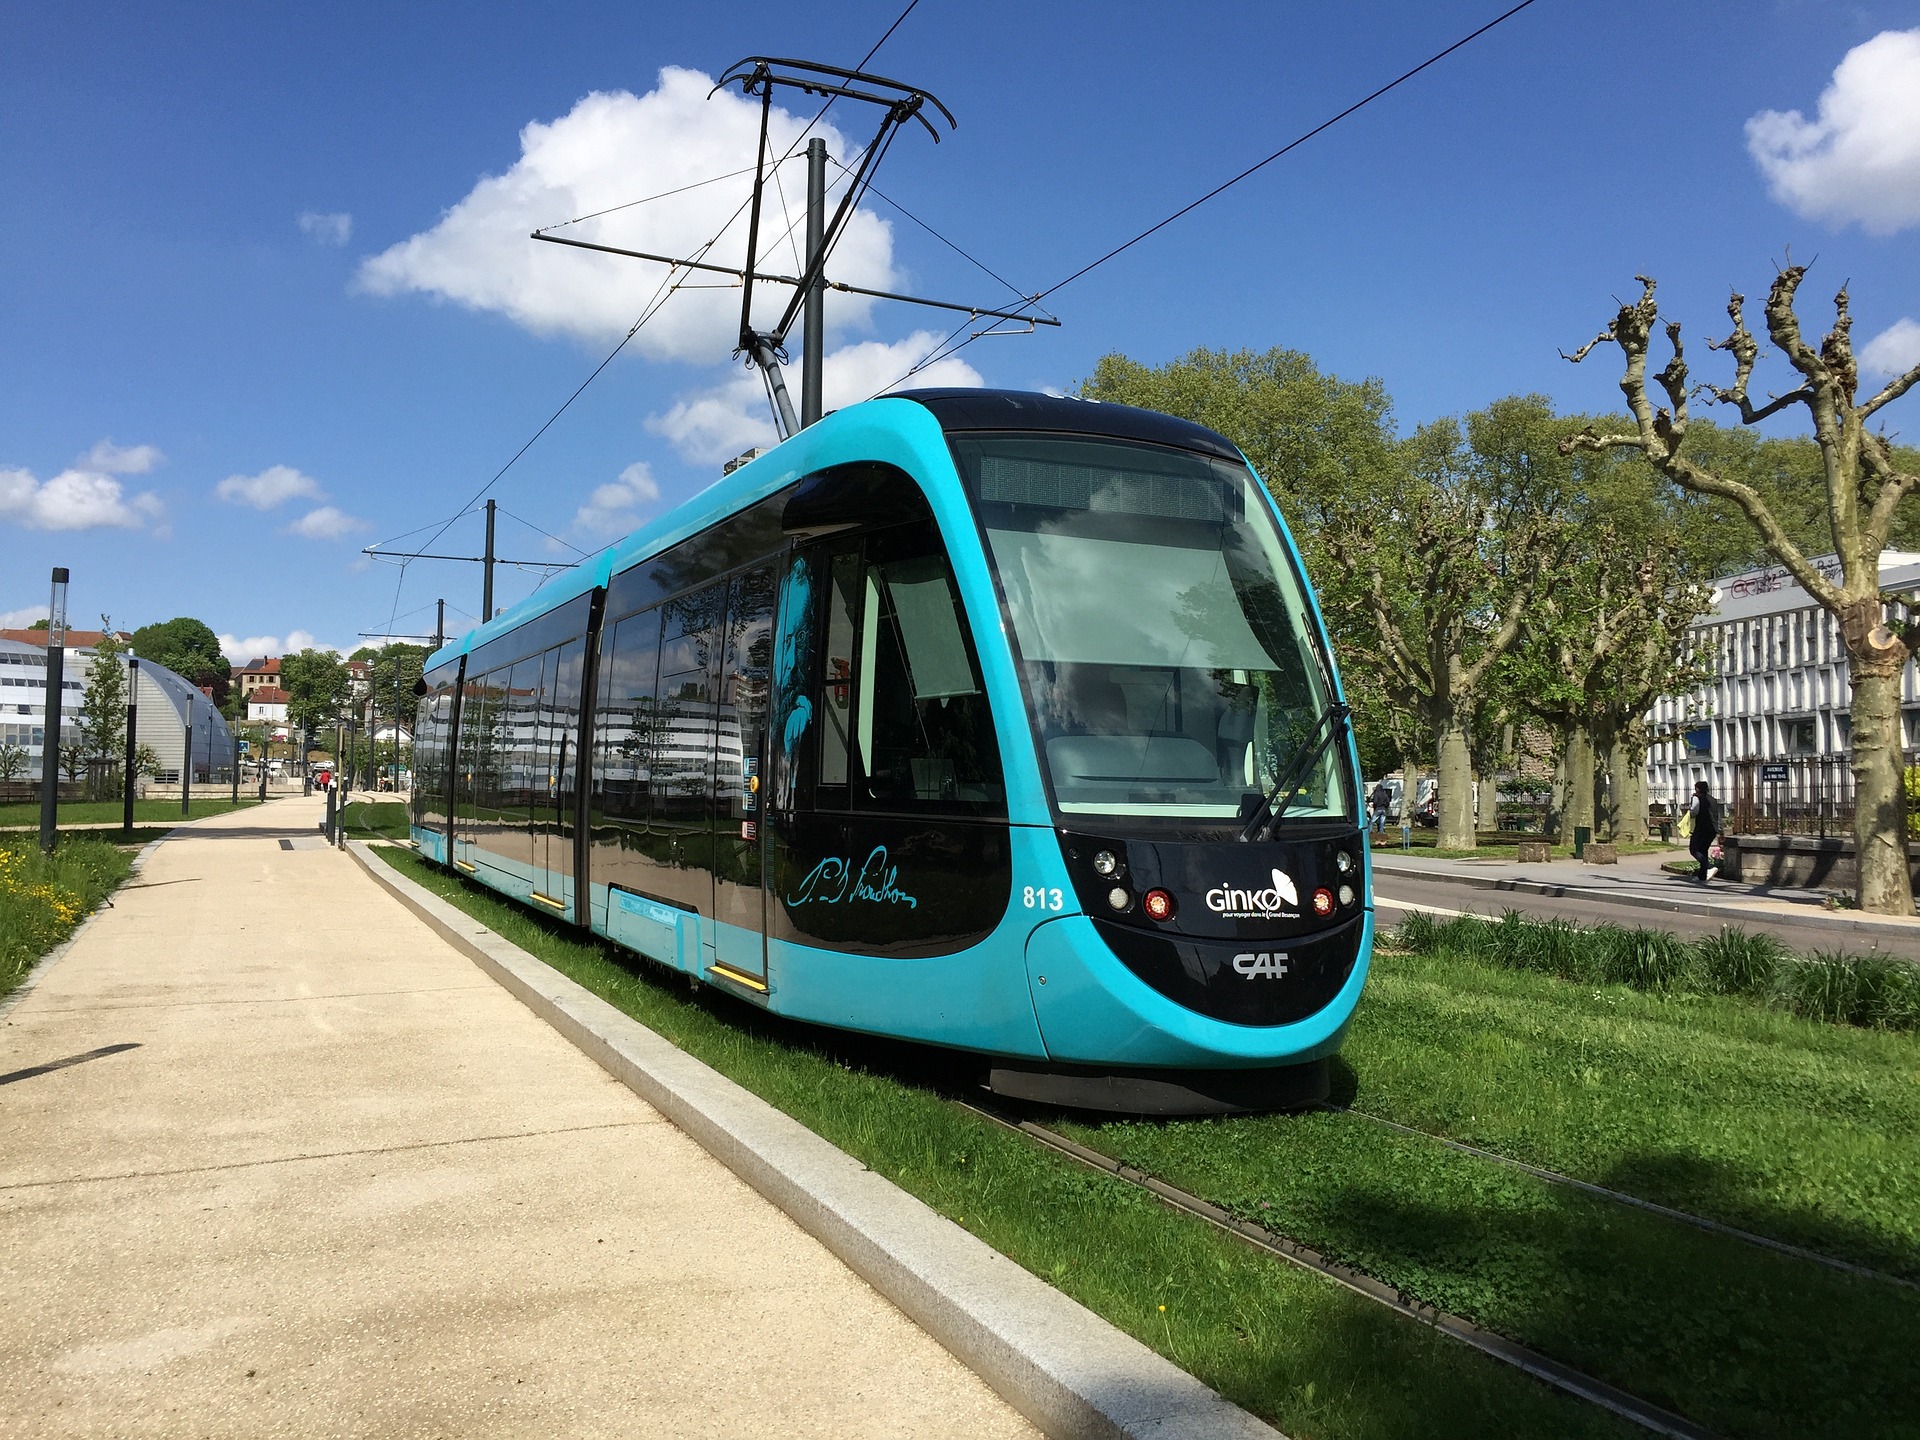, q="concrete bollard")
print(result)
[1516,841,1551,863]
[1584,842,1619,865]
